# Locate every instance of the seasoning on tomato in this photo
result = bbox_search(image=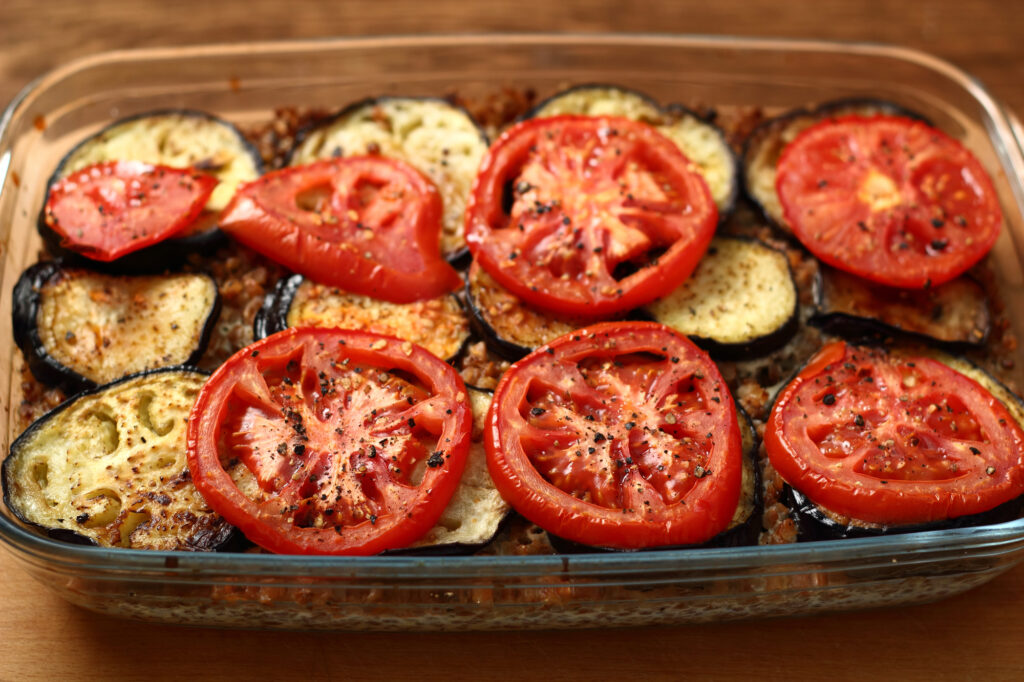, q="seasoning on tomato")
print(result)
[43,161,217,262]
[219,156,462,304]
[485,321,742,549]
[464,116,718,317]
[186,328,472,555]
[765,341,1024,526]
[776,115,1002,289]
